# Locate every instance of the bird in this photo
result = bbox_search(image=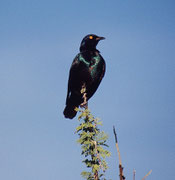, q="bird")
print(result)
[63,34,106,119]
